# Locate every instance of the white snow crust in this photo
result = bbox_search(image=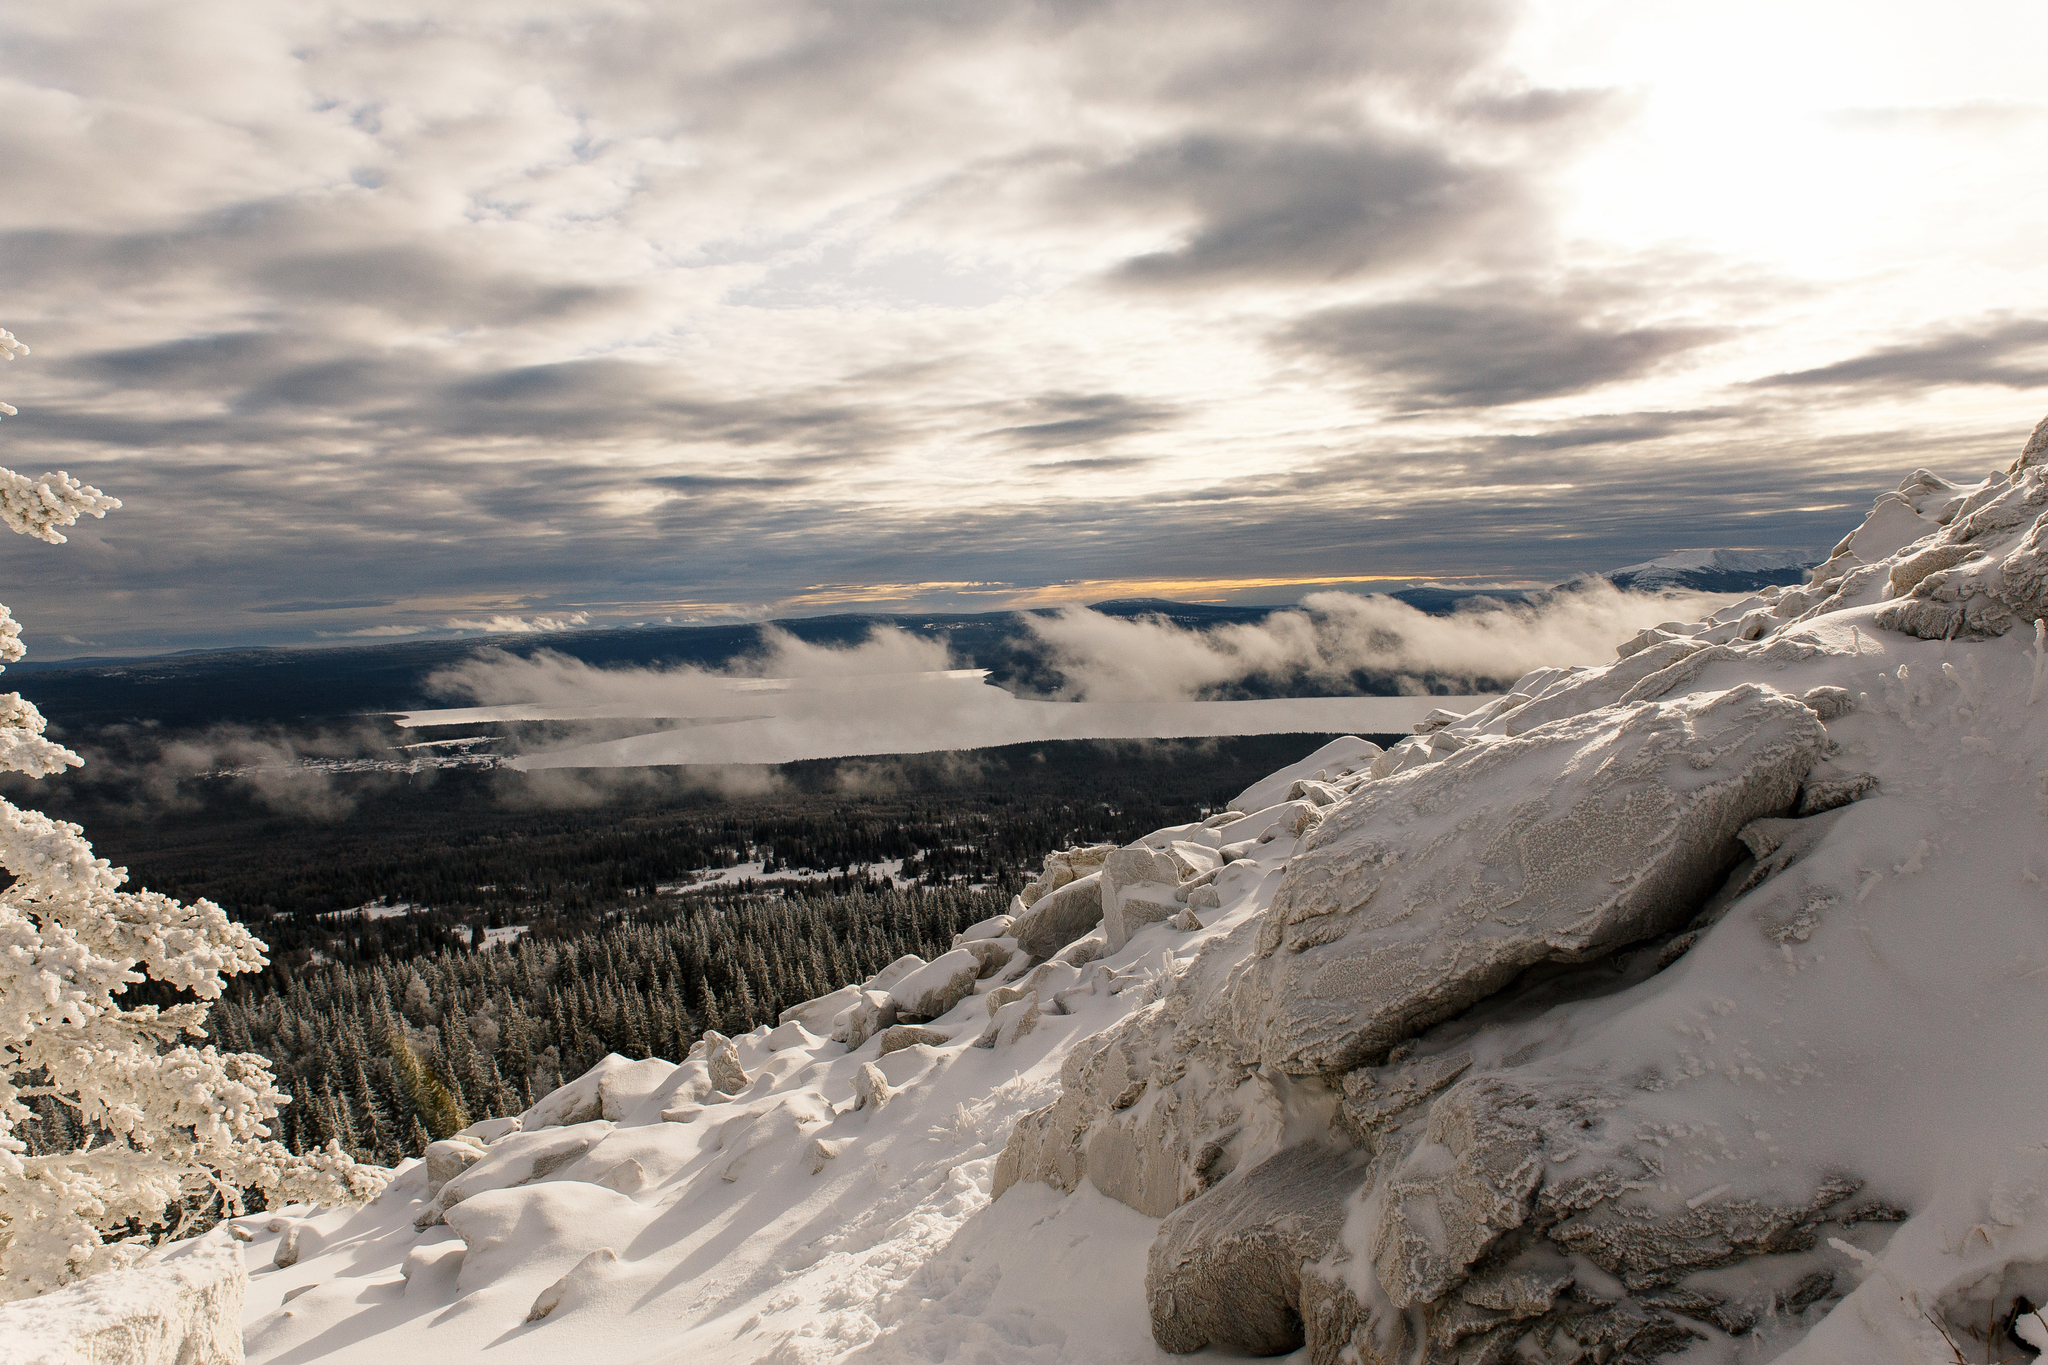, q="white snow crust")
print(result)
[179,439,2048,1364]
